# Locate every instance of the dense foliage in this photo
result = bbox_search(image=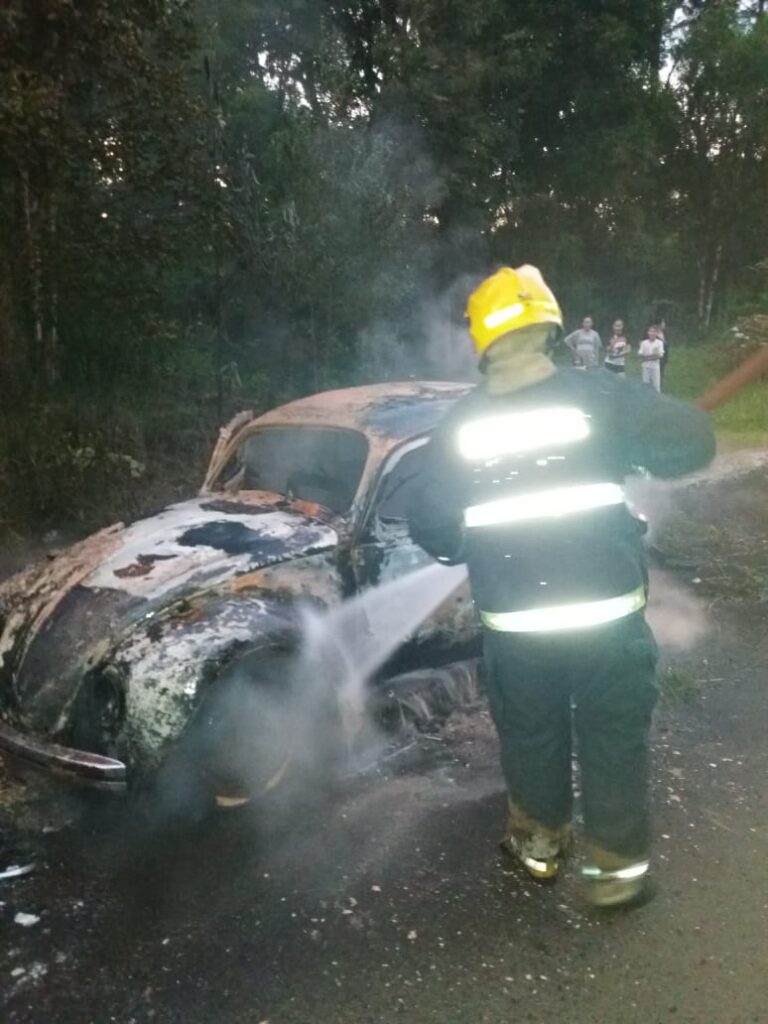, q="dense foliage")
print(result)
[0,0,767,534]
